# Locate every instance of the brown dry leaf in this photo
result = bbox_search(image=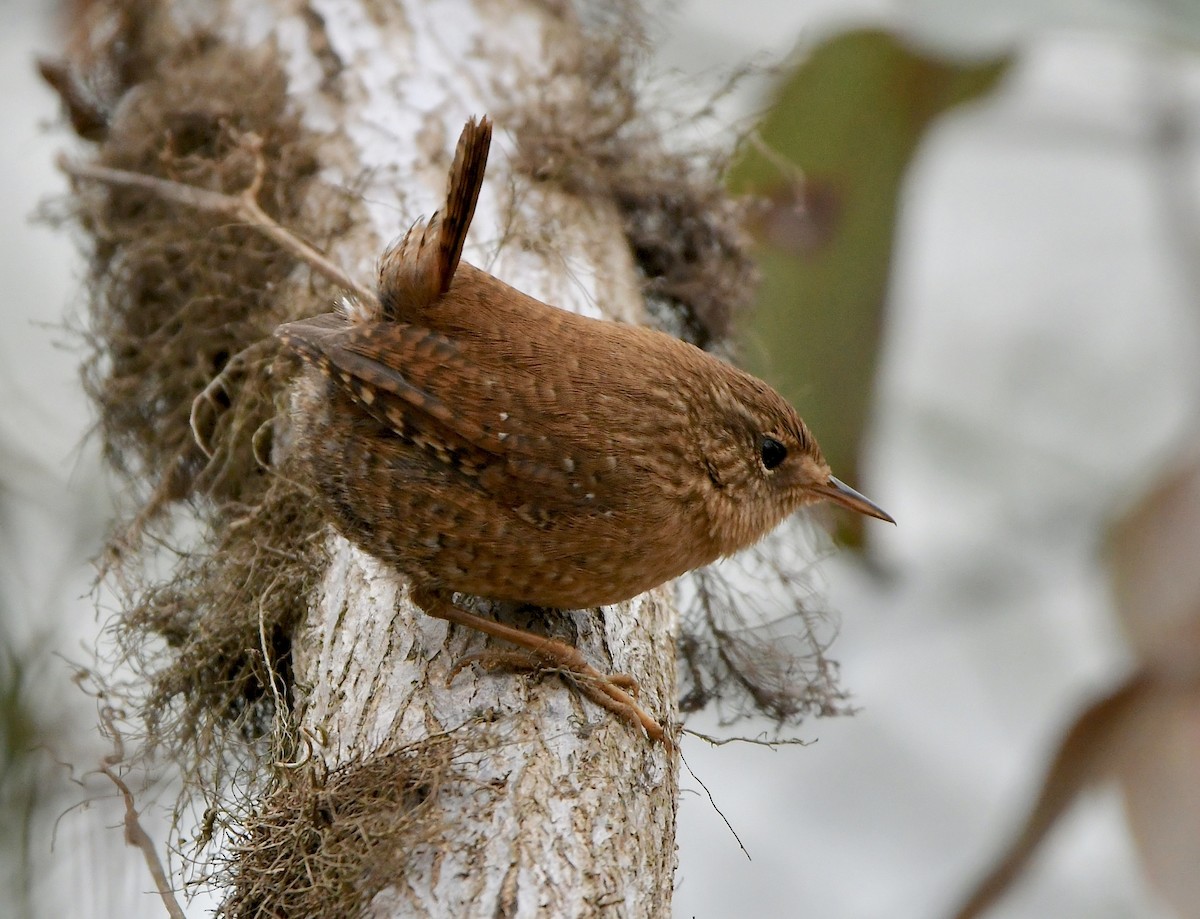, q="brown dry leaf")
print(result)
[1114,678,1200,918]
[1108,452,1200,918]
[951,452,1200,919]
[1110,451,1200,673]
[949,674,1152,919]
